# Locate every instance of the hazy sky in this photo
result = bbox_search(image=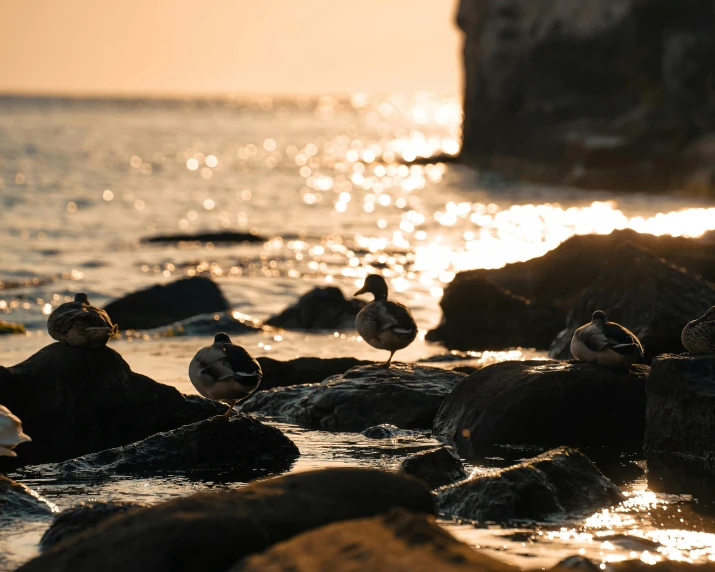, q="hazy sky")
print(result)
[1,0,462,96]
